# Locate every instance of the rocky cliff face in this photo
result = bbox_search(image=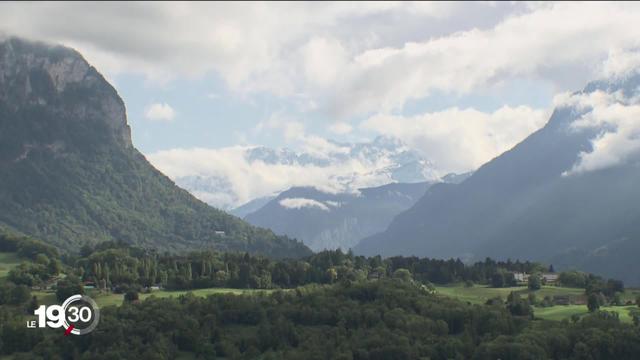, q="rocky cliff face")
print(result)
[0,37,131,165]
